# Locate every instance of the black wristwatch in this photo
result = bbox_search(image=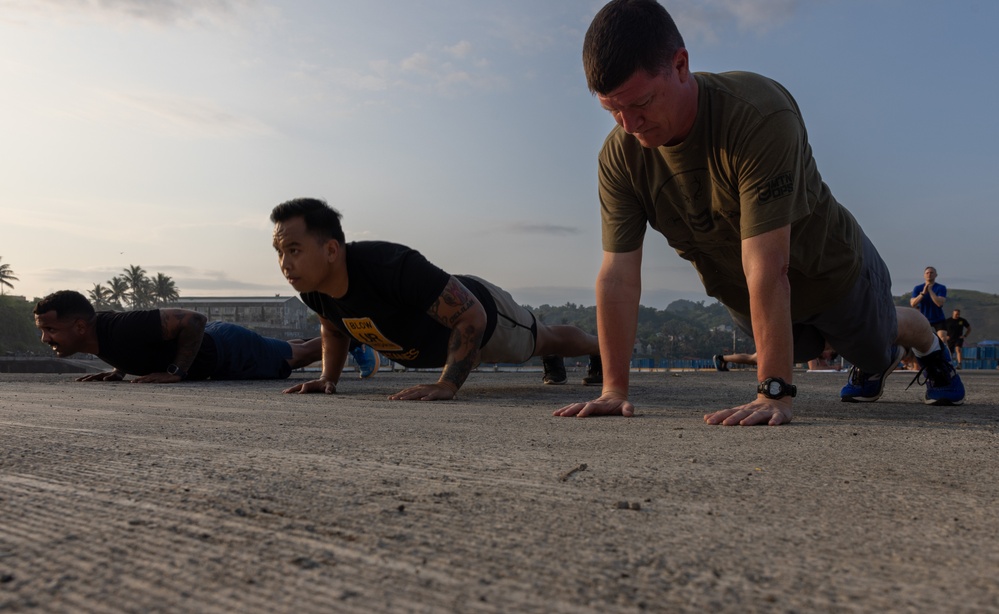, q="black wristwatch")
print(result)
[166,364,188,379]
[757,377,796,399]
